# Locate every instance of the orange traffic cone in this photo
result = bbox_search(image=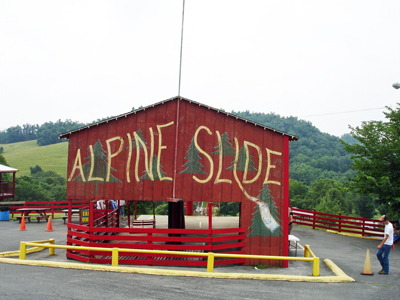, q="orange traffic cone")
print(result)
[45,216,54,232]
[19,215,27,231]
[361,249,373,275]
